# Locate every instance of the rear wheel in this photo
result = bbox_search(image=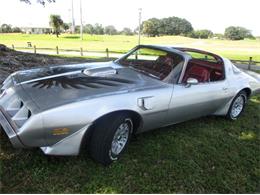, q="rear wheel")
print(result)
[89,113,133,165]
[227,91,247,120]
